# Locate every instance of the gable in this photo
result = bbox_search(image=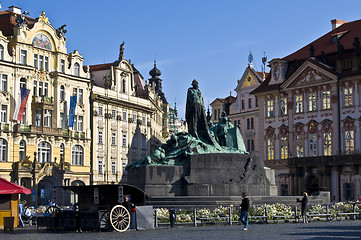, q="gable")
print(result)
[281,61,336,90]
[241,72,260,88]
[236,67,262,92]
